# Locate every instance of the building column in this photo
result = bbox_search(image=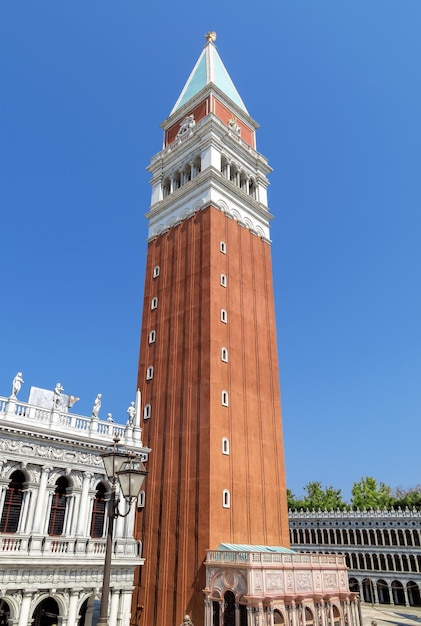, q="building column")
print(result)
[109,588,120,625]
[18,486,32,533]
[318,601,326,626]
[18,592,33,626]
[32,466,51,532]
[328,601,335,626]
[247,606,253,626]
[66,589,81,626]
[403,585,410,607]
[290,601,298,626]
[64,491,75,535]
[76,472,93,536]
[204,599,212,626]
